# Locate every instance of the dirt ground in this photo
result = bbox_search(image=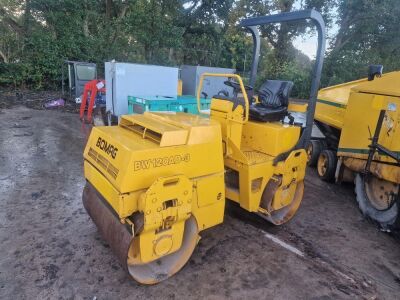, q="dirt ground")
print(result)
[1,106,400,300]
[0,90,80,113]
